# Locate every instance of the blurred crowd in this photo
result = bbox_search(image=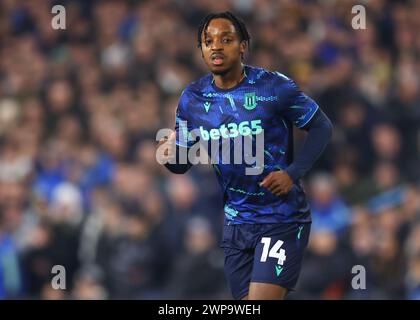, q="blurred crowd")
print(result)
[0,0,419,299]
